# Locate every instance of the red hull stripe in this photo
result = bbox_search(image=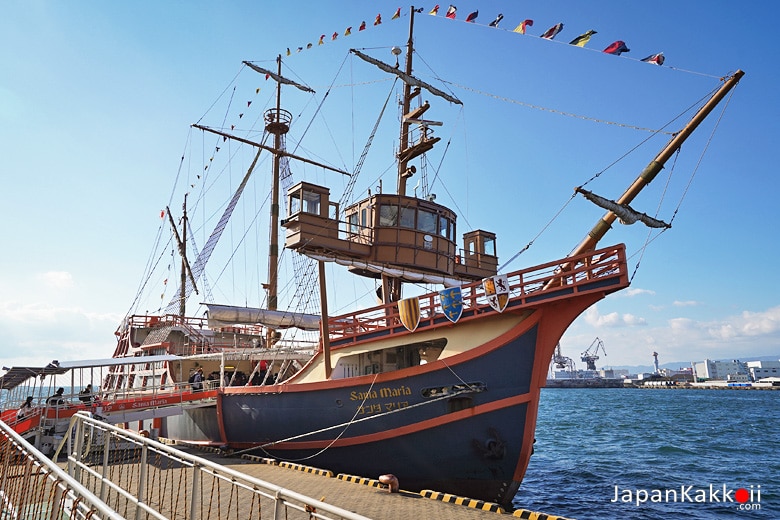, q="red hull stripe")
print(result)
[230,392,533,450]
